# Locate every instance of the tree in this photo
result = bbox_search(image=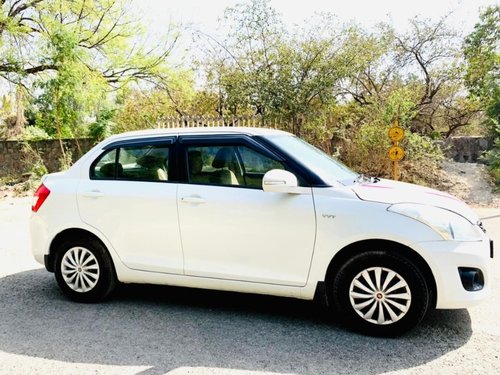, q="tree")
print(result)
[392,16,465,135]
[197,0,362,135]
[336,26,401,107]
[0,0,179,141]
[195,0,286,118]
[464,5,499,126]
[464,5,500,185]
[0,0,48,78]
[0,0,177,85]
